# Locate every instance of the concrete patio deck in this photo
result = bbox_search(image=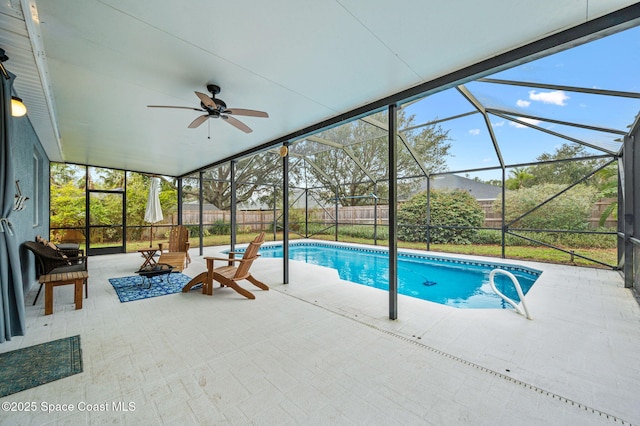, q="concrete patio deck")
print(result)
[1,242,639,425]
